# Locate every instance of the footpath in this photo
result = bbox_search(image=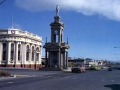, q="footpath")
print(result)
[0,67,72,81]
